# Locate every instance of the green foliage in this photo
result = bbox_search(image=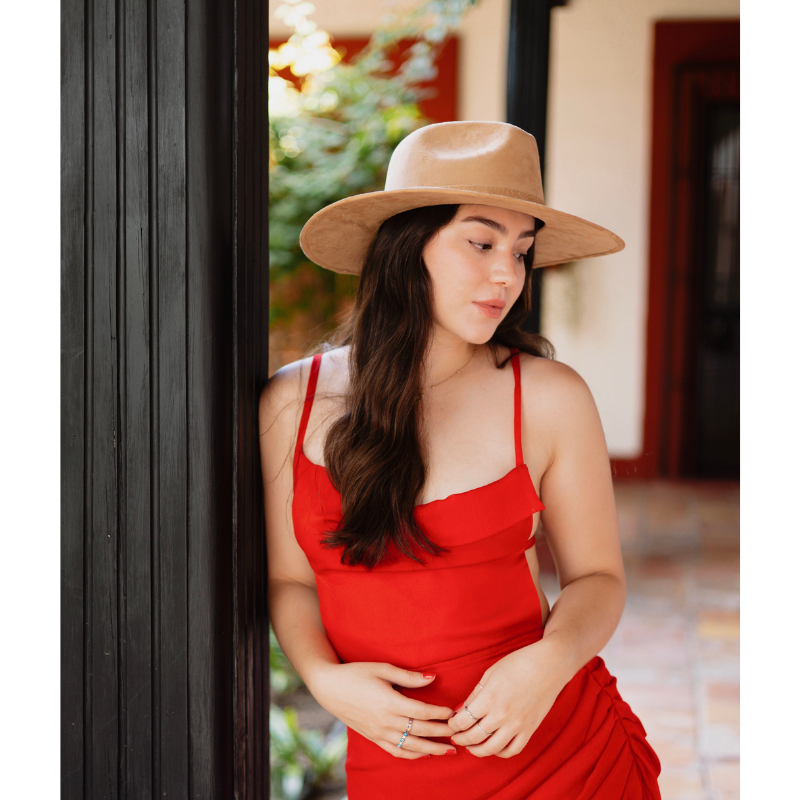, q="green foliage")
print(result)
[270,624,304,695]
[269,0,479,329]
[270,704,348,800]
